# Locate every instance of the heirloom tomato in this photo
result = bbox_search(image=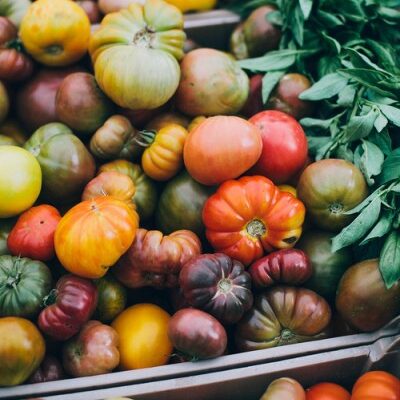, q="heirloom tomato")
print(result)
[24,123,96,203]
[146,112,189,131]
[38,274,98,341]
[0,317,45,386]
[0,80,9,124]
[184,116,262,186]
[0,255,52,318]
[115,228,201,289]
[352,371,400,400]
[0,0,31,27]
[249,249,312,289]
[235,287,331,351]
[55,197,138,279]
[297,159,368,231]
[306,383,350,400]
[20,0,90,66]
[141,124,188,181]
[89,0,185,110]
[112,304,172,370]
[156,171,213,236]
[0,146,42,218]
[7,205,61,261]
[336,259,400,332]
[240,74,263,118]
[99,160,157,221]
[0,119,28,145]
[165,0,216,12]
[203,176,305,265]
[249,110,308,184]
[76,1,101,23]
[0,135,17,146]
[168,308,227,359]
[177,49,249,116]
[180,253,253,325]
[261,378,305,400]
[28,355,65,383]
[0,218,14,255]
